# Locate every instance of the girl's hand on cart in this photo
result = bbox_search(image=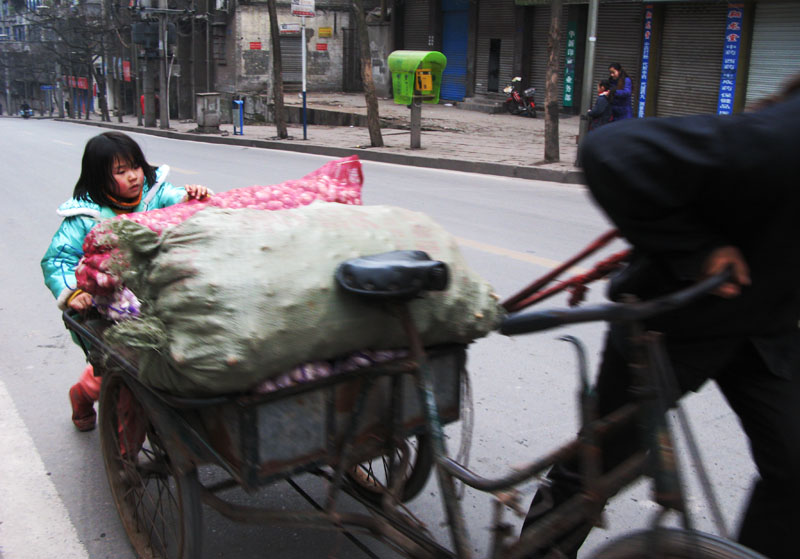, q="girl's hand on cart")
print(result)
[702,246,750,298]
[184,184,212,201]
[68,291,93,312]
